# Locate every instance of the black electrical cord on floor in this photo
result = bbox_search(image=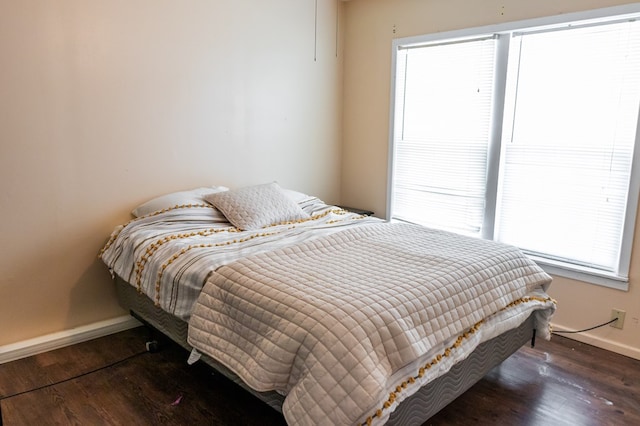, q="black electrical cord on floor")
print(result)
[0,350,148,425]
[552,318,618,335]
